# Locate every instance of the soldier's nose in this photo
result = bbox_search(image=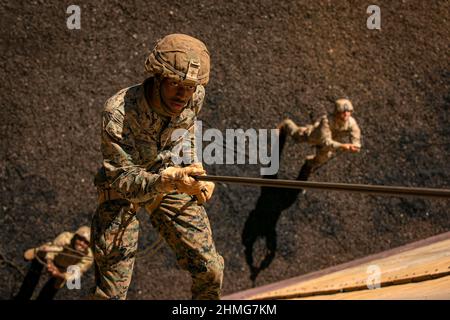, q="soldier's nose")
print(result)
[176,86,187,96]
